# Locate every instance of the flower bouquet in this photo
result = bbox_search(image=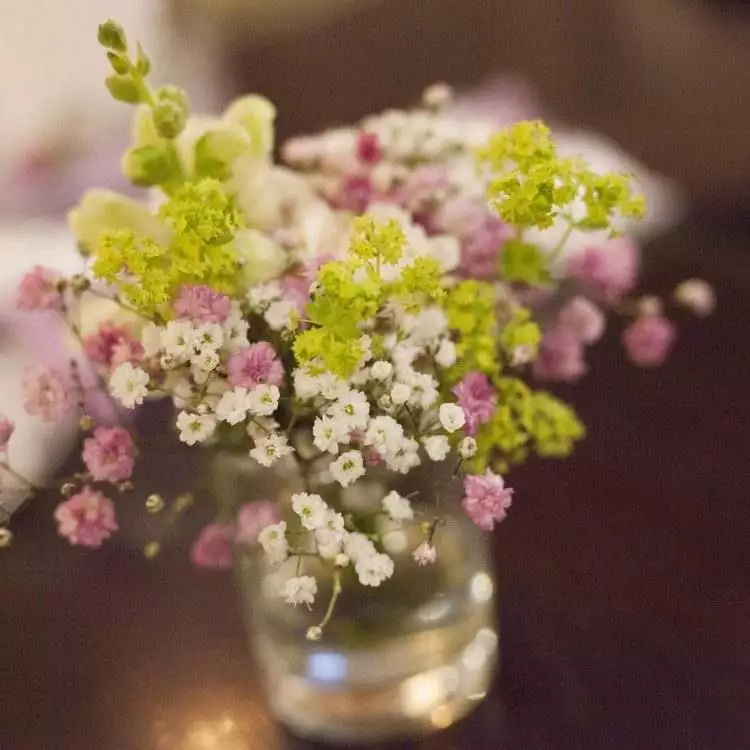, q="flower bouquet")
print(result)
[0,21,714,741]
